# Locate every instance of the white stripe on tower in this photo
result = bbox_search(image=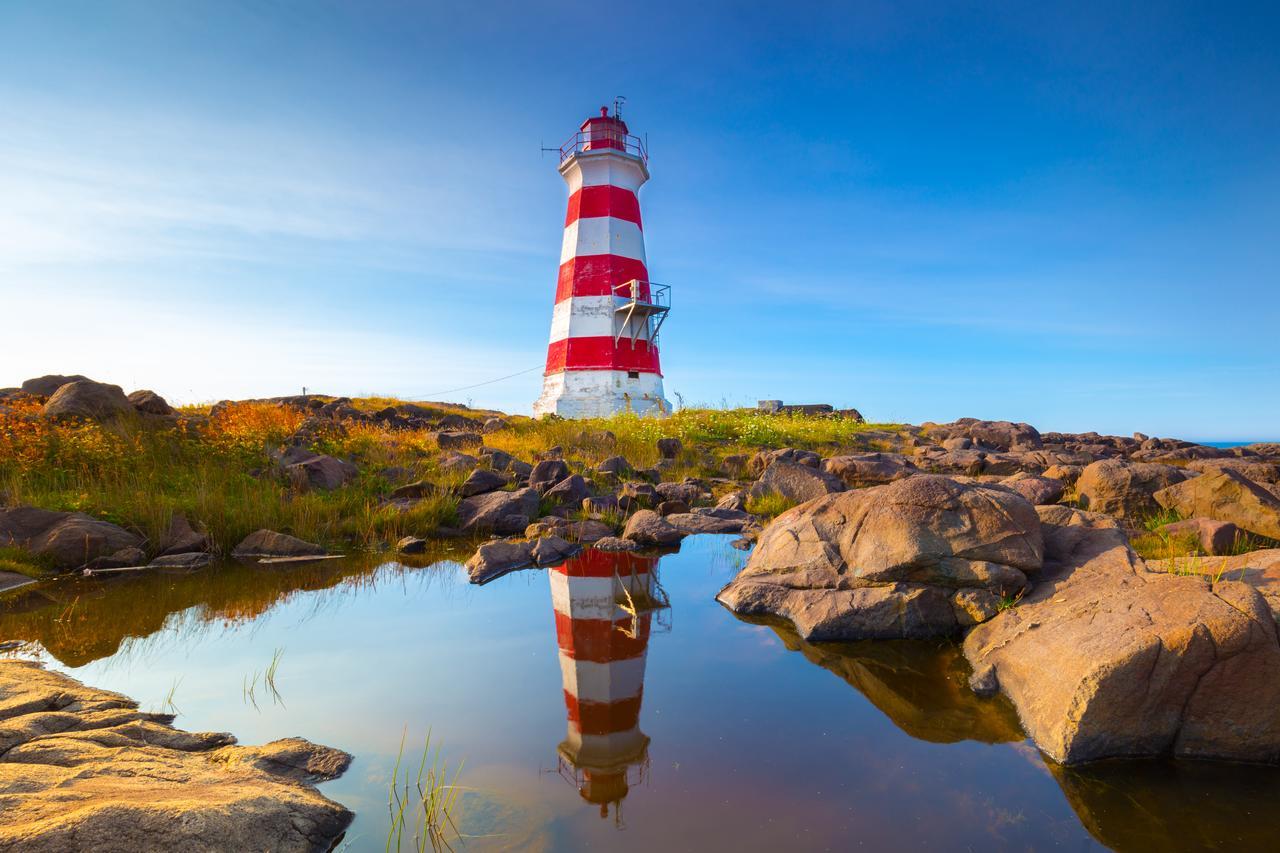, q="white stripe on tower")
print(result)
[559,218,647,265]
